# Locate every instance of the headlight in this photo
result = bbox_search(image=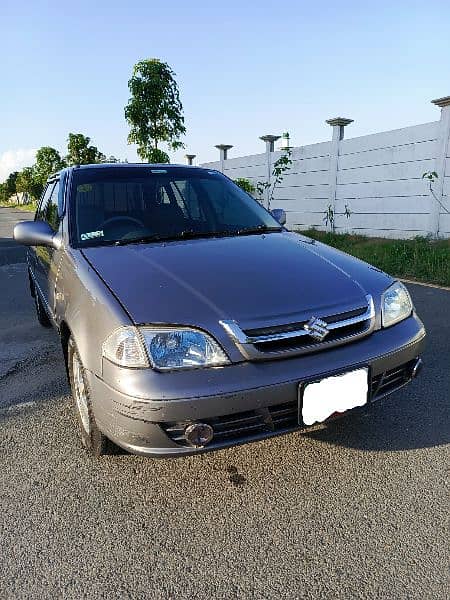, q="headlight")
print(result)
[382,281,413,328]
[102,326,149,368]
[141,327,229,370]
[102,326,229,370]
